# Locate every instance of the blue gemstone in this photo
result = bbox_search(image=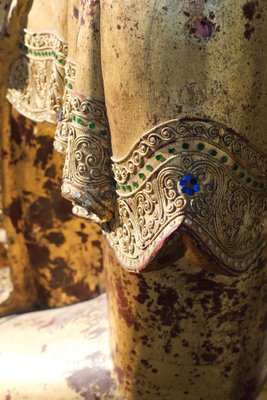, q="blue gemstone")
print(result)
[190,178,197,185]
[193,184,200,192]
[185,175,192,181]
[188,189,194,196]
[182,187,188,194]
[180,179,186,187]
